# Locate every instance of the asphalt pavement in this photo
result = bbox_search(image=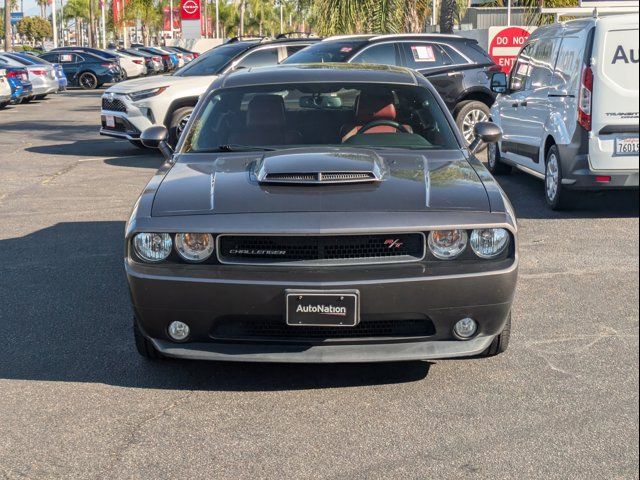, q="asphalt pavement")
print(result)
[0,90,638,480]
